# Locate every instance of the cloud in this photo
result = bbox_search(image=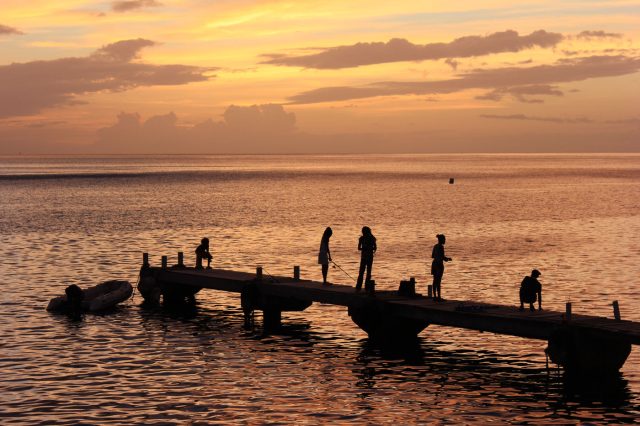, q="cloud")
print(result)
[480,114,594,124]
[577,30,623,40]
[0,38,214,117]
[112,0,162,13]
[605,117,640,126]
[287,55,640,104]
[93,38,157,61]
[3,107,638,154]
[262,30,563,69]
[96,104,297,153]
[476,84,564,103]
[223,104,296,133]
[444,58,459,70]
[0,24,23,35]
[25,120,67,128]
